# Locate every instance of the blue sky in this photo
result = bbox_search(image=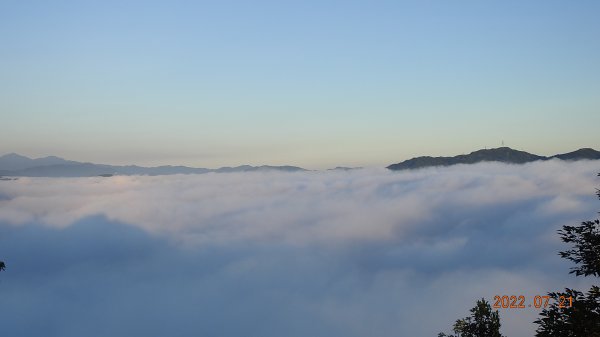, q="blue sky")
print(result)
[1,0,599,168]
